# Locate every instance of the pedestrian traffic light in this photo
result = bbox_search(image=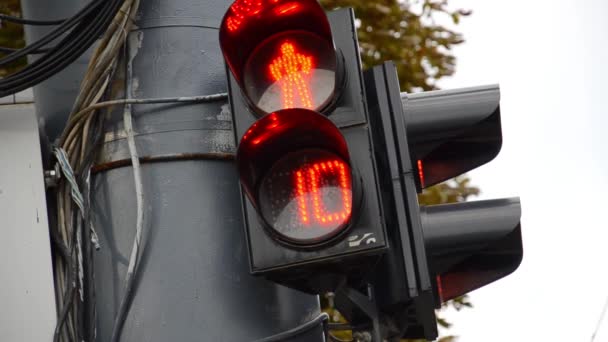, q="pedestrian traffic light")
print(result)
[361,63,523,340]
[219,1,388,294]
[219,1,523,339]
